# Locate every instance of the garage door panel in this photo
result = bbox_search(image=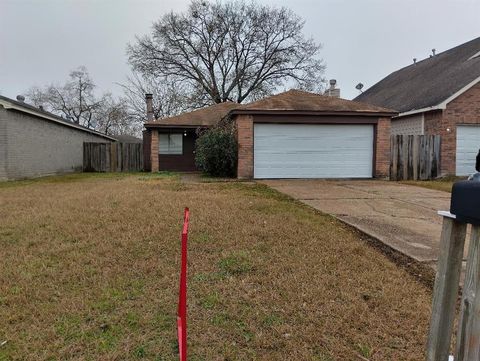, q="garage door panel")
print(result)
[456,126,480,176]
[254,124,373,179]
